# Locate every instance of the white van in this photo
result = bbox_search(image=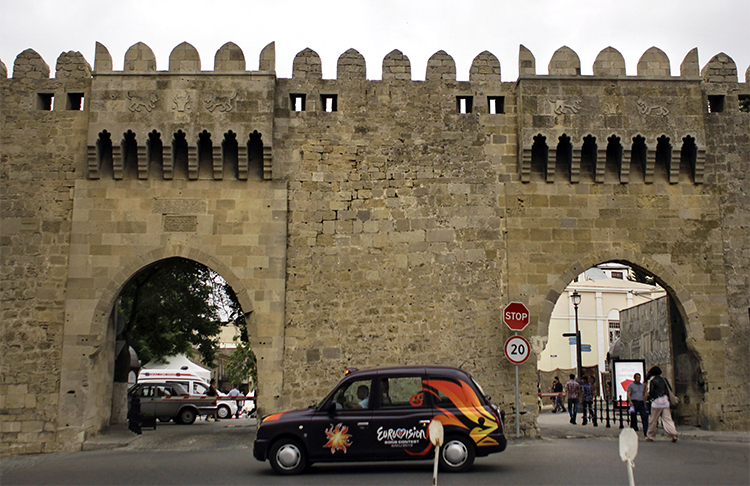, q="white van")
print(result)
[137,370,239,420]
